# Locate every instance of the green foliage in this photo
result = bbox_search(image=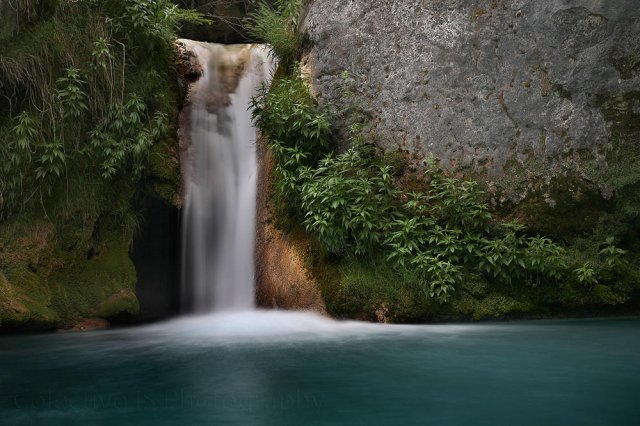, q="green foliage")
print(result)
[575,263,598,286]
[247,40,638,317]
[111,0,208,54]
[252,70,578,306]
[35,139,65,185]
[381,164,568,303]
[251,73,331,209]
[0,0,194,219]
[88,95,167,180]
[246,0,302,67]
[56,67,88,120]
[251,74,330,160]
[2,112,40,210]
[301,147,397,255]
[12,111,39,159]
[599,237,628,268]
[90,37,112,71]
[338,70,369,145]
